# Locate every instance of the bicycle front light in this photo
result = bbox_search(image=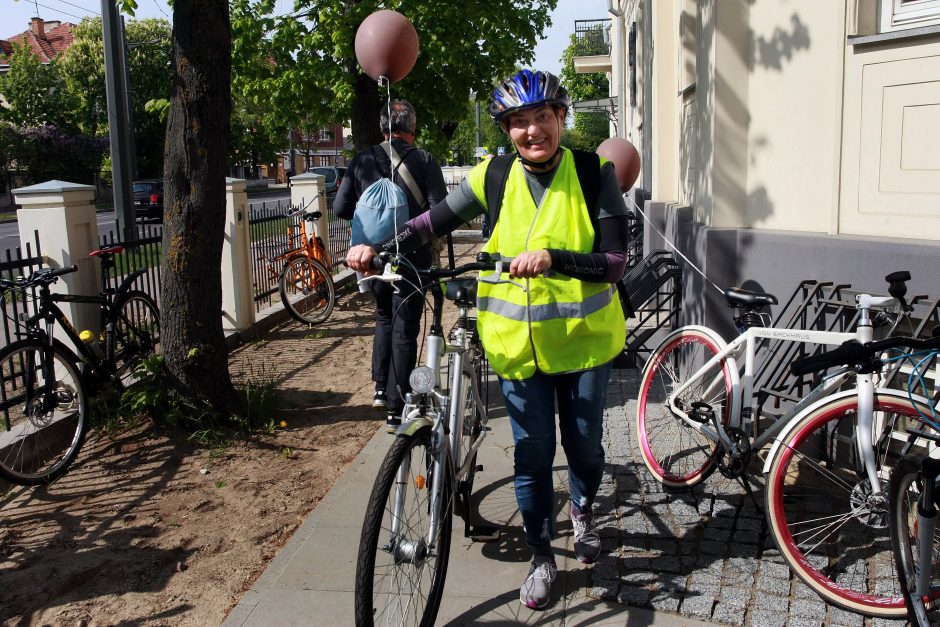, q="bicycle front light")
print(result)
[409,366,436,394]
